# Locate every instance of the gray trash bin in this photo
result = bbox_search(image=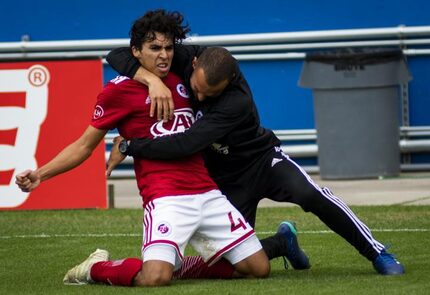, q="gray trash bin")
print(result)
[299,48,412,179]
